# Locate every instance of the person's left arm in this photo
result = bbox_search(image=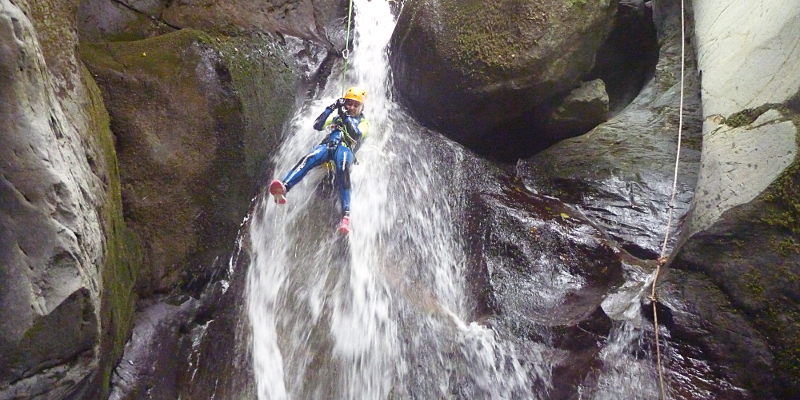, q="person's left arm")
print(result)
[313,98,346,131]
